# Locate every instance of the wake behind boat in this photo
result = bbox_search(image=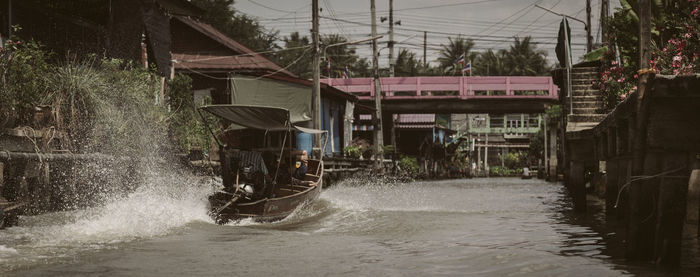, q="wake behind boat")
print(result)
[199,105,327,224]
